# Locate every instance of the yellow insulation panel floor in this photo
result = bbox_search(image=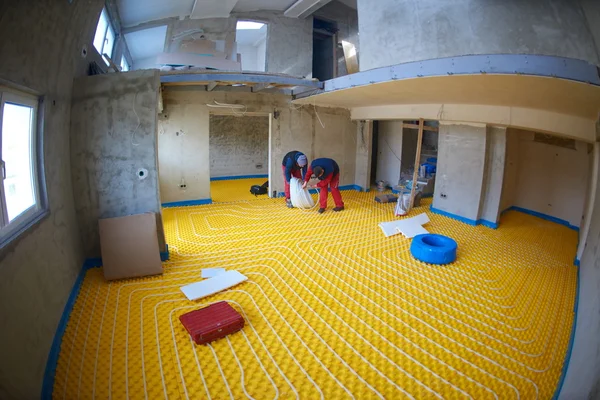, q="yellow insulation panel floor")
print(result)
[53,192,577,399]
[211,177,269,203]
